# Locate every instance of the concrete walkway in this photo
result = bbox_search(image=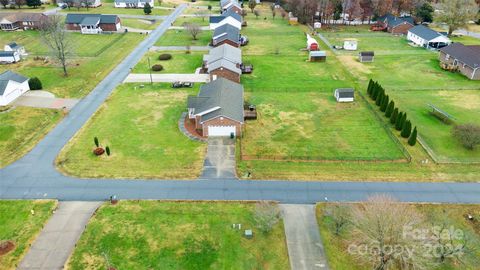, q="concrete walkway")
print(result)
[178,112,207,142]
[18,201,102,270]
[281,204,329,270]
[150,45,211,51]
[124,73,210,83]
[200,137,236,179]
[13,96,79,110]
[169,25,210,30]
